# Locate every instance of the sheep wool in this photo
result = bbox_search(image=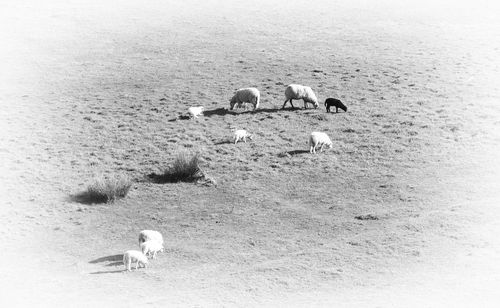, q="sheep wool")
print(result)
[188,106,204,119]
[230,88,260,110]
[123,250,149,271]
[141,240,164,259]
[233,129,253,144]
[309,132,333,154]
[283,84,319,109]
[138,230,164,246]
